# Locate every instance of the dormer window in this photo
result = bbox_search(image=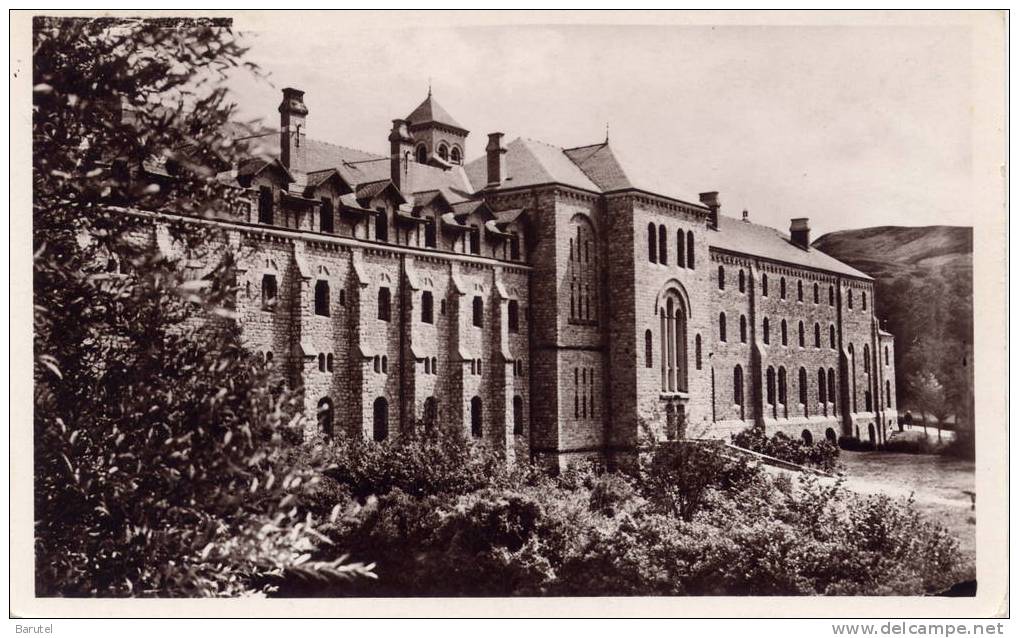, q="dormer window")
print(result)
[415,144,428,164]
[450,147,462,165]
[437,144,449,162]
